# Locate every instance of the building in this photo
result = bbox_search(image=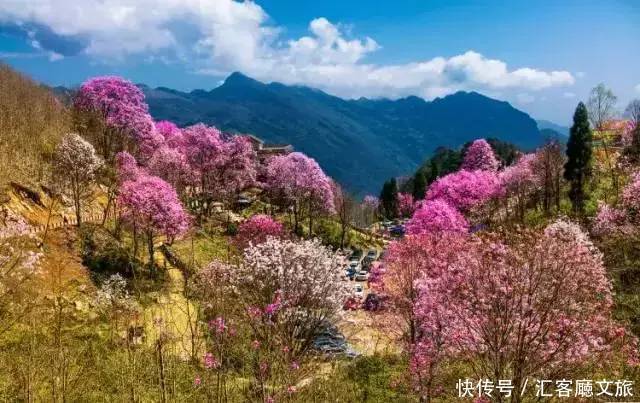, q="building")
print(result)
[246,134,293,162]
